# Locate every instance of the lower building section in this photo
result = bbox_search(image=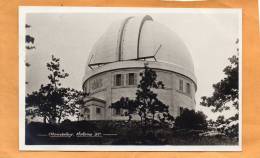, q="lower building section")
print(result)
[80,97,106,120]
[80,66,196,121]
[79,96,192,121]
